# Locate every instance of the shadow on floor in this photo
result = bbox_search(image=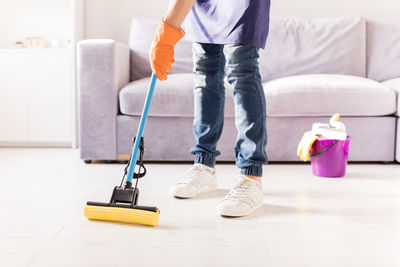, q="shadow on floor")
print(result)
[199,189,230,199]
[173,189,230,200]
